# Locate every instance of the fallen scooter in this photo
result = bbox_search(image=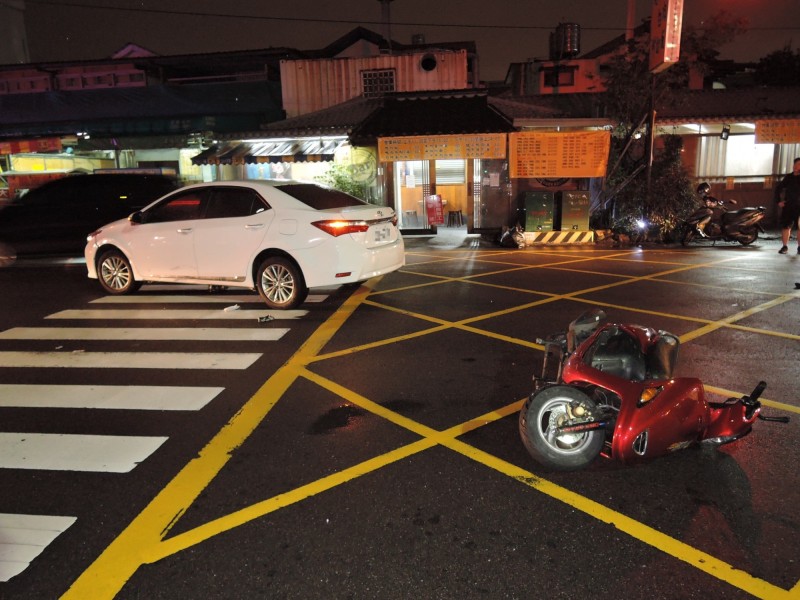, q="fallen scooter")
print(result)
[518,309,789,471]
